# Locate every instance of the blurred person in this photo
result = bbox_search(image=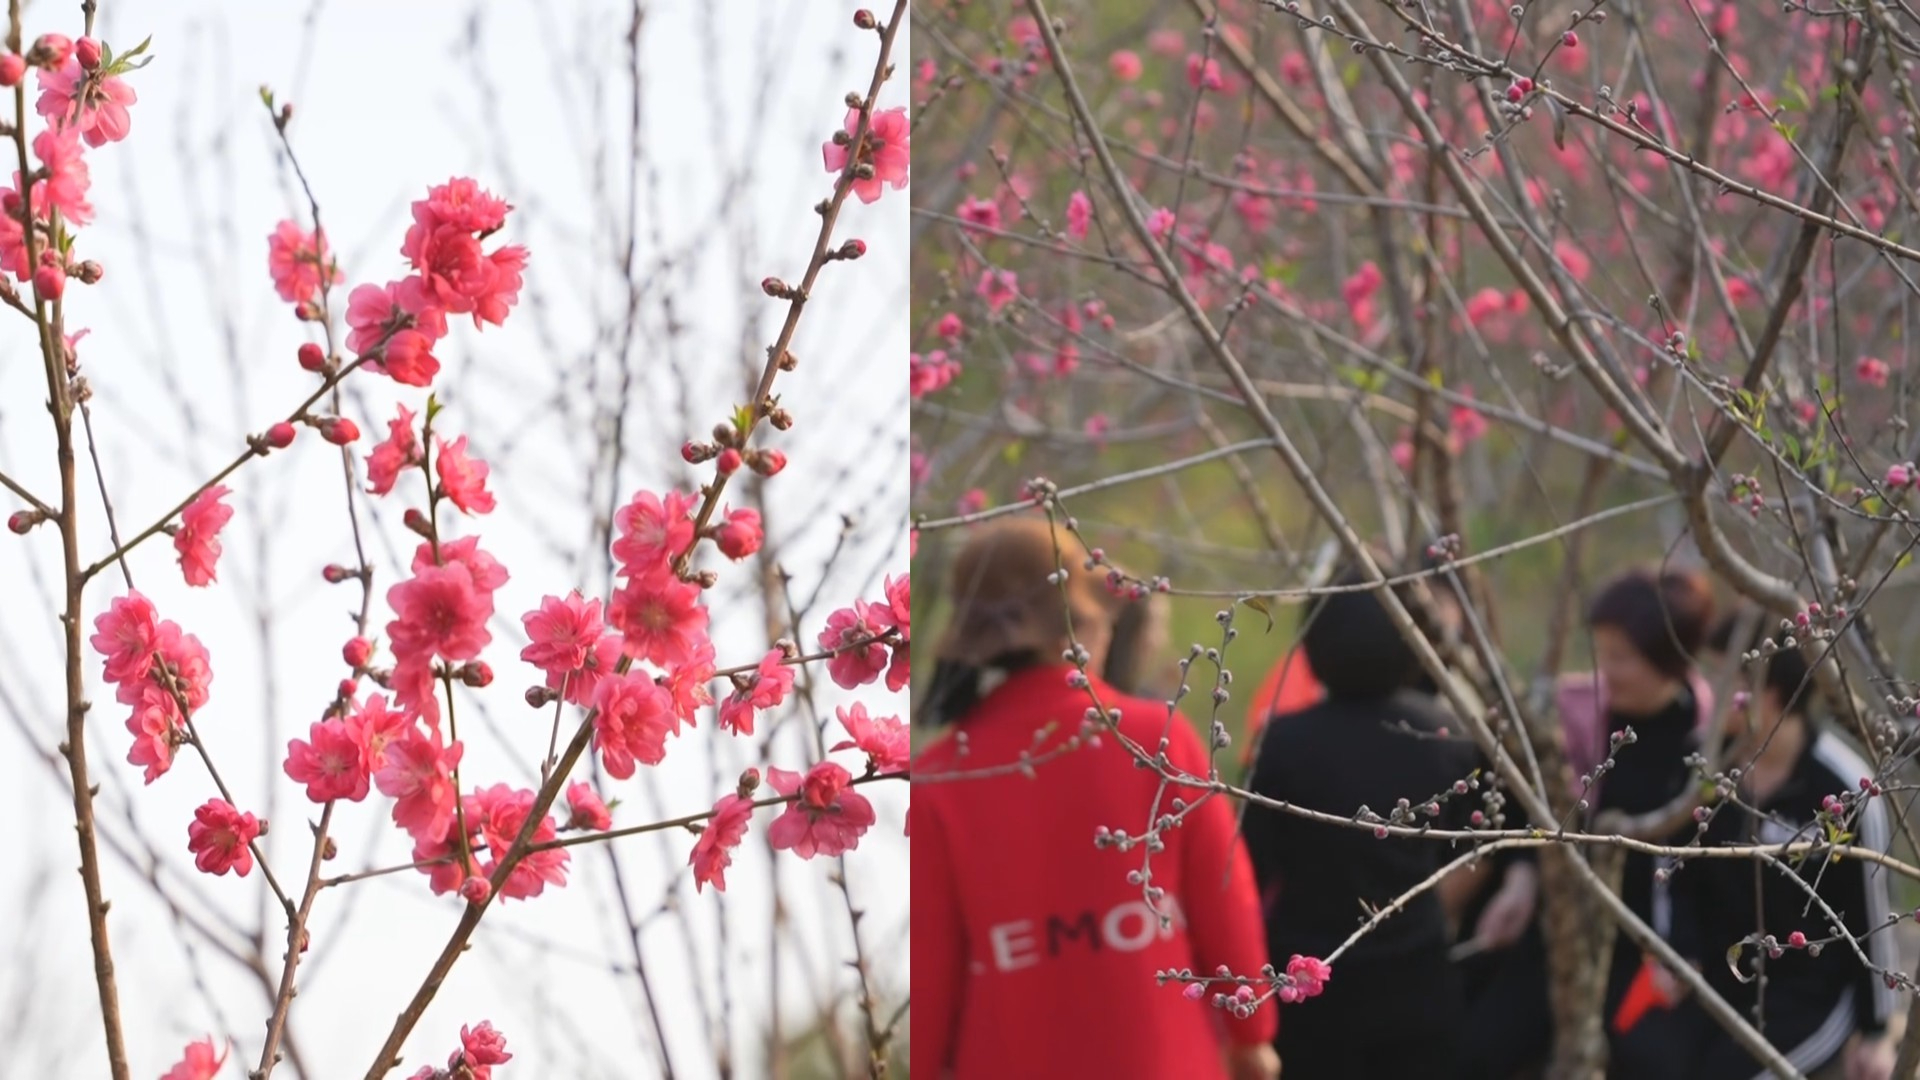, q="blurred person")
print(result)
[912,516,1280,1080]
[1659,614,1897,1080]
[1241,557,1482,1080]
[1103,588,1178,701]
[1449,565,1720,1079]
